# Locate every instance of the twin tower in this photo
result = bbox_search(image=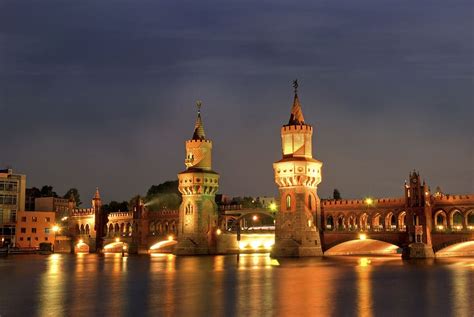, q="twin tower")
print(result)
[175,82,324,257]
